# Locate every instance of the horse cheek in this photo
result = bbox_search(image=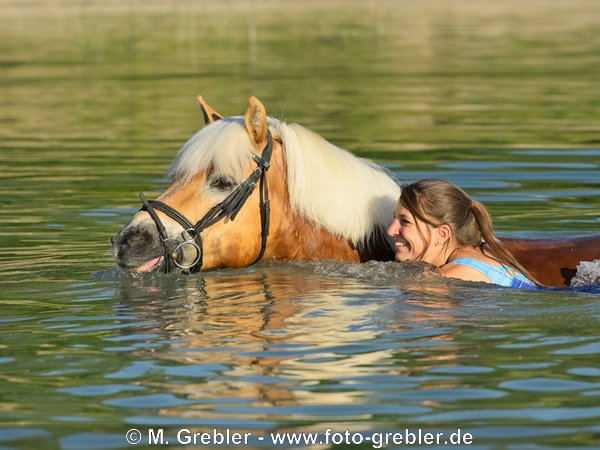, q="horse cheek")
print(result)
[221,240,255,268]
[211,223,259,268]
